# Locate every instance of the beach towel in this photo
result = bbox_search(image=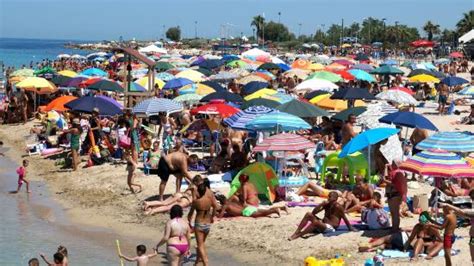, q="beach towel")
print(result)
[288,202,319,208]
[381,249,460,258]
